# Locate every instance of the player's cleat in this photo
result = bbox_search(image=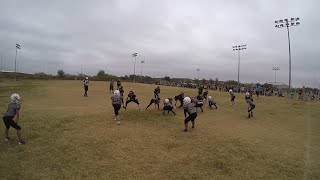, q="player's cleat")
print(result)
[183,129,188,132]
[117,121,121,125]
[192,126,195,128]
[18,140,26,145]
[4,138,10,142]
